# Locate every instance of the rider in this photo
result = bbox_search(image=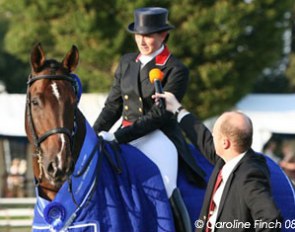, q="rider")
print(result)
[93,7,205,231]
